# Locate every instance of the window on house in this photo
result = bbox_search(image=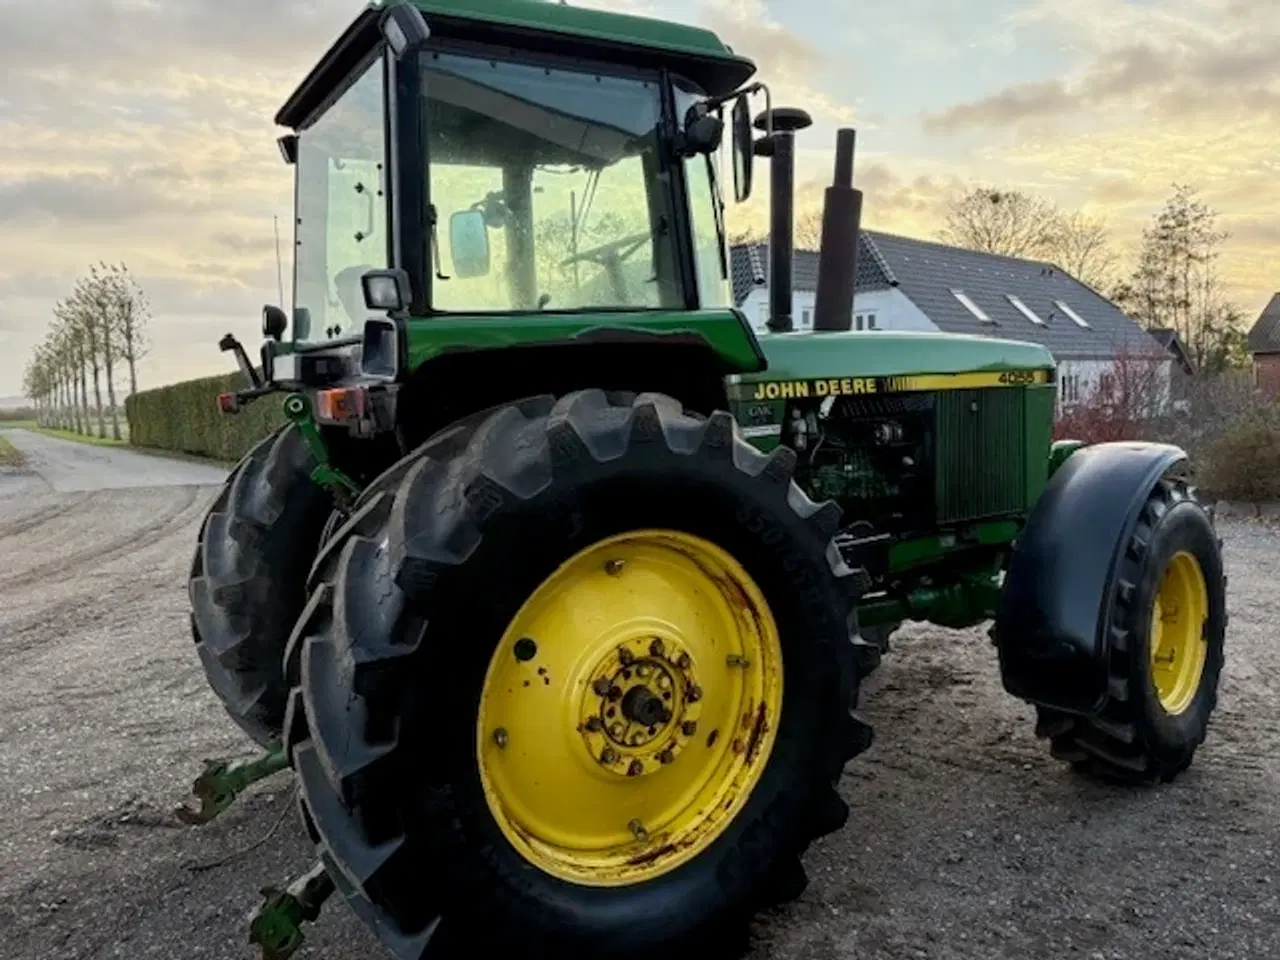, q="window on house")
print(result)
[951,289,994,323]
[1054,299,1091,328]
[1006,294,1045,325]
[1061,374,1081,404]
[866,313,878,330]
[1100,372,1115,398]
[801,309,812,329]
